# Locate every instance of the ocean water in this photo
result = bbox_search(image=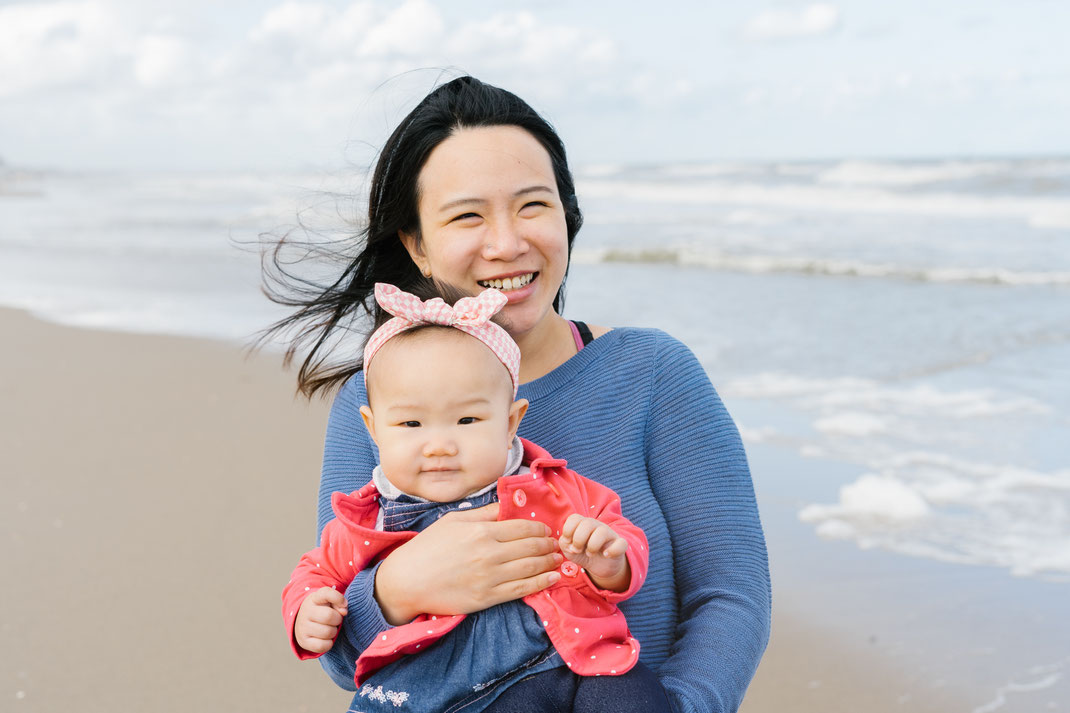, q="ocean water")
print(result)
[3,158,1069,707]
